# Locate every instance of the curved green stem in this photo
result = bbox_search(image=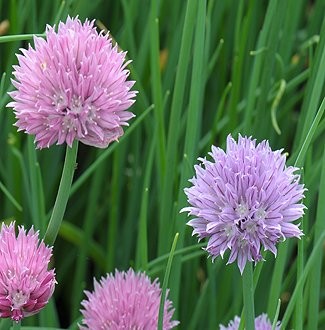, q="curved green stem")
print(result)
[158,233,179,330]
[44,141,79,245]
